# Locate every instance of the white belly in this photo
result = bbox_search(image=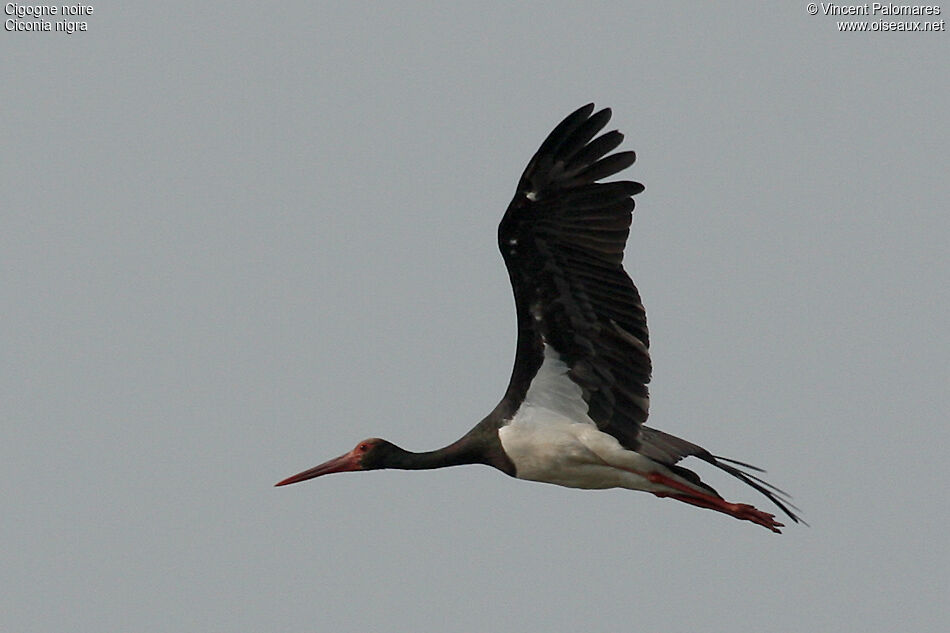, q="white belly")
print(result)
[498,407,663,492]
